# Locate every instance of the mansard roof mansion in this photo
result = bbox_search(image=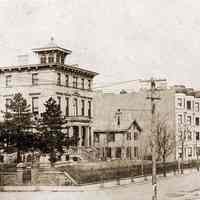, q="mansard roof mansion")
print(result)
[0,38,98,149]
